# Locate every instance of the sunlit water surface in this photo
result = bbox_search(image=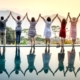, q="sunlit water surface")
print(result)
[0,46,80,80]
